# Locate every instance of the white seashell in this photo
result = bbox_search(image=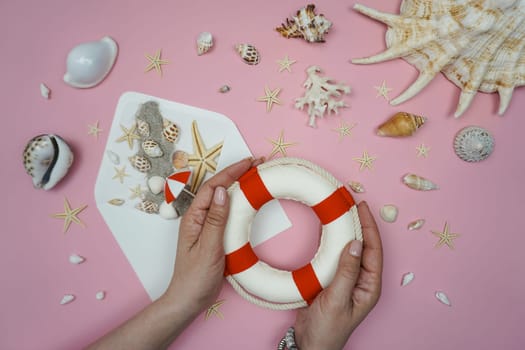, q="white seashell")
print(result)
[196,32,213,55]
[23,134,74,190]
[435,291,452,306]
[454,126,494,162]
[137,119,150,137]
[276,4,332,43]
[107,198,125,206]
[347,181,365,193]
[95,291,106,300]
[69,254,85,264]
[235,44,260,65]
[352,1,525,117]
[63,36,118,89]
[380,205,398,223]
[402,174,438,191]
[218,85,231,93]
[129,155,151,173]
[136,200,159,214]
[407,219,425,231]
[60,294,75,305]
[106,150,120,165]
[40,83,50,99]
[148,176,165,195]
[142,140,163,158]
[159,201,179,220]
[401,272,414,287]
